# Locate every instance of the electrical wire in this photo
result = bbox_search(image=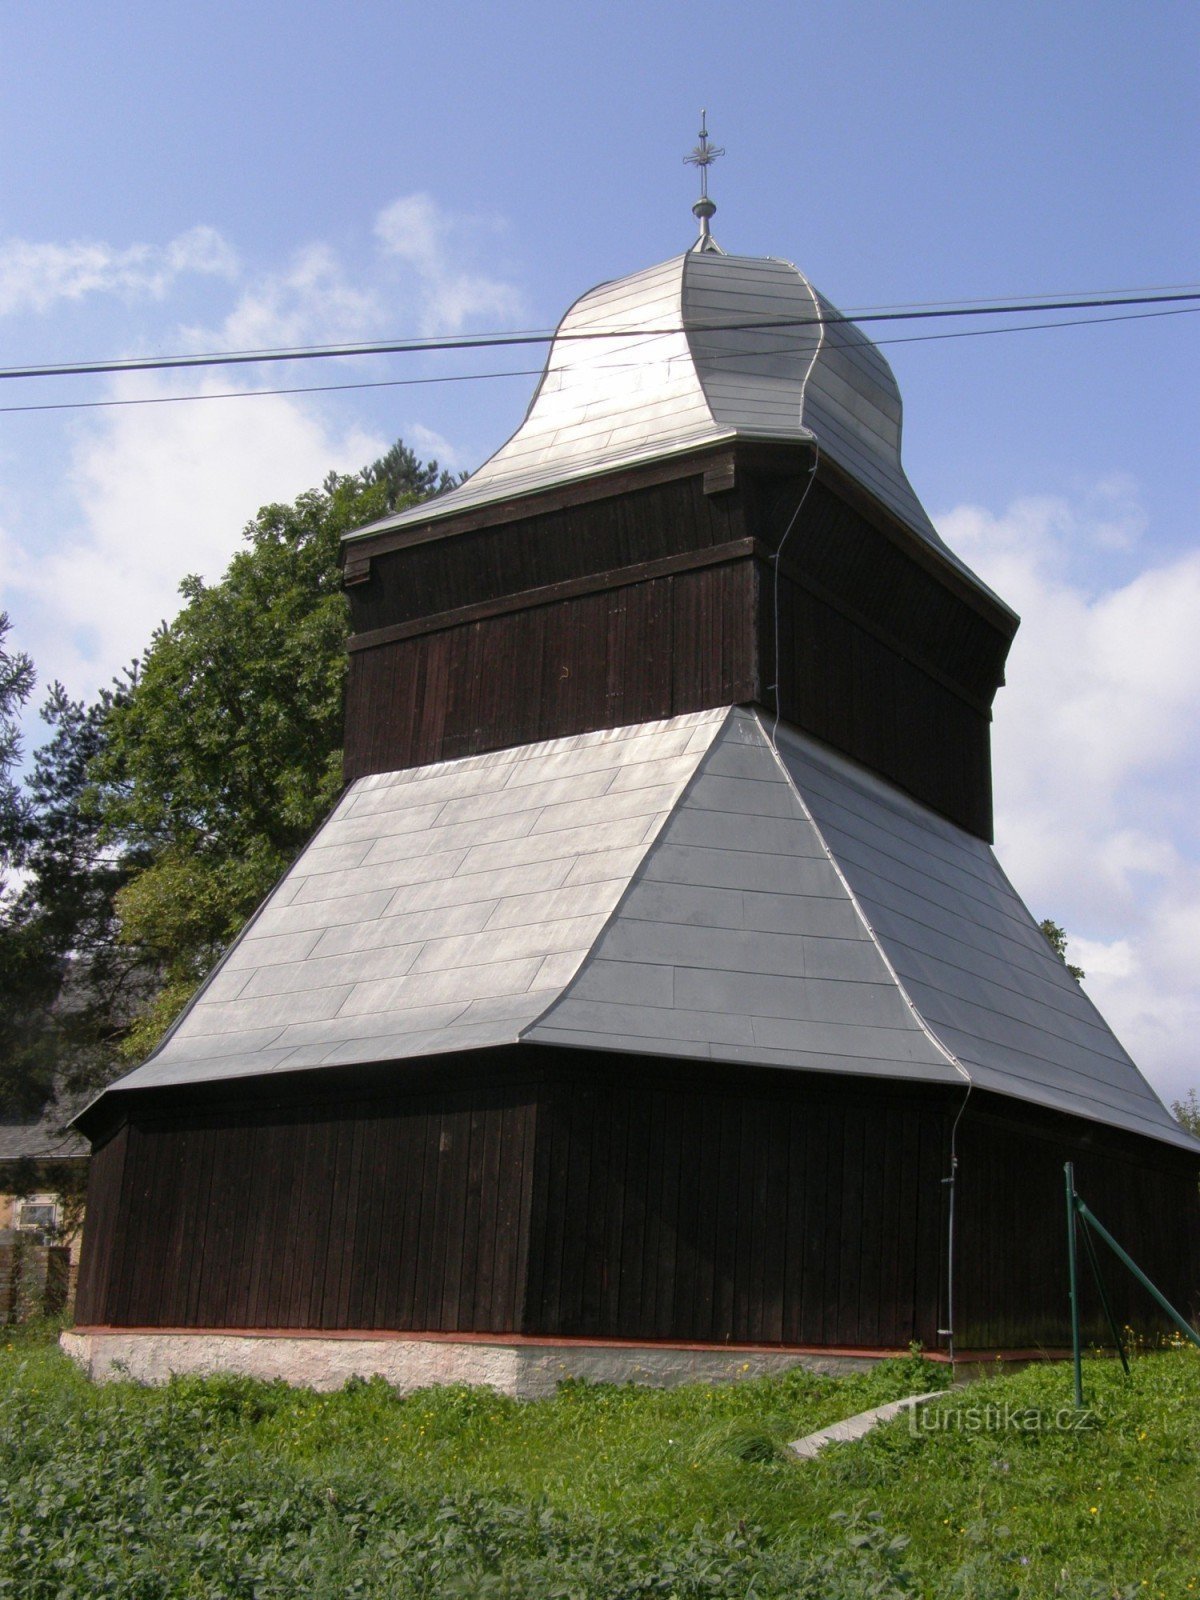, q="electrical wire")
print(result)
[1,289,1198,384]
[1,304,1196,418]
